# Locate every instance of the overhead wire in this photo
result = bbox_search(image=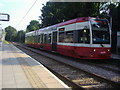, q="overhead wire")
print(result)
[15,0,38,29]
